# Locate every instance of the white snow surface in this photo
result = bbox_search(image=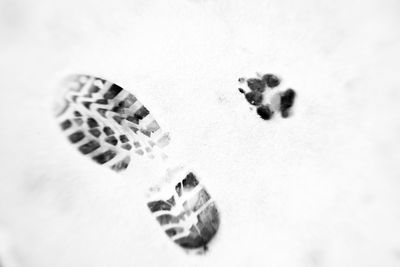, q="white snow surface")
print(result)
[0,0,400,266]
